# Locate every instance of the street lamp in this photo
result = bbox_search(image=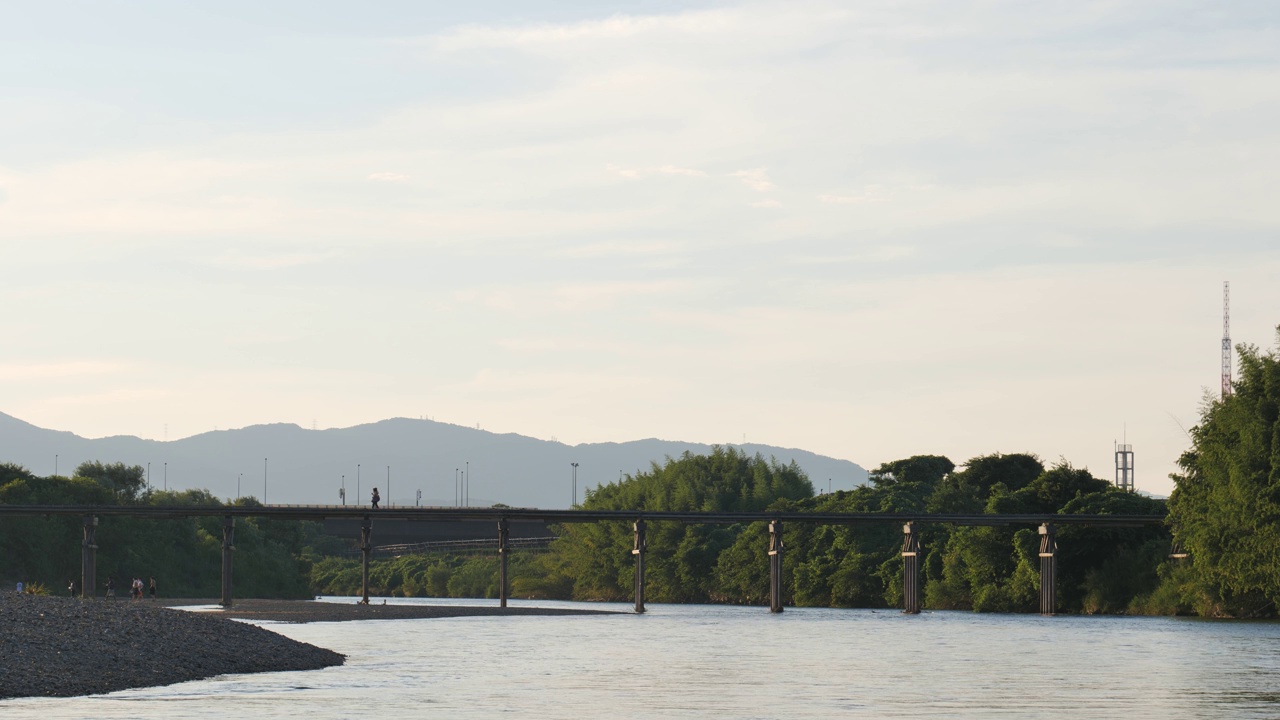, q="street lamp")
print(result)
[466,461,470,507]
[387,465,391,509]
[570,462,579,507]
[263,458,268,505]
[416,489,422,507]
[340,475,346,506]
[164,462,167,492]
[237,473,242,500]
[357,464,361,507]
[455,468,459,507]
